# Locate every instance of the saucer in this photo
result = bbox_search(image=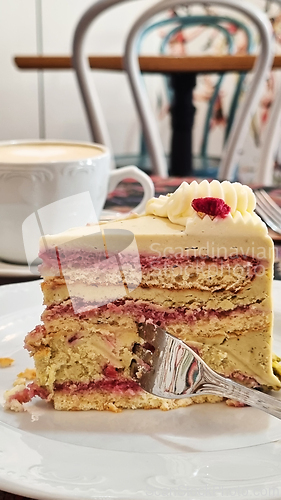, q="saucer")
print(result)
[0,259,38,278]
